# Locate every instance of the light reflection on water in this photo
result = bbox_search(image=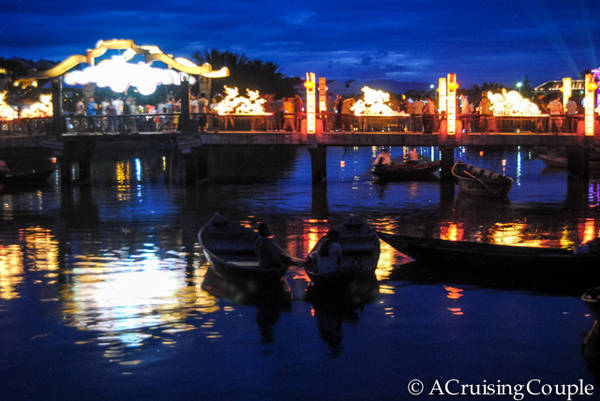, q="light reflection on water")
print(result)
[0,145,599,397]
